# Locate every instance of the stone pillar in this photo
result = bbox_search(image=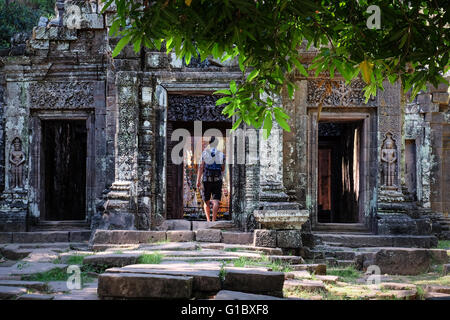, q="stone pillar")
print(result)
[376,81,415,234]
[253,96,309,249]
[101,71,140,230]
